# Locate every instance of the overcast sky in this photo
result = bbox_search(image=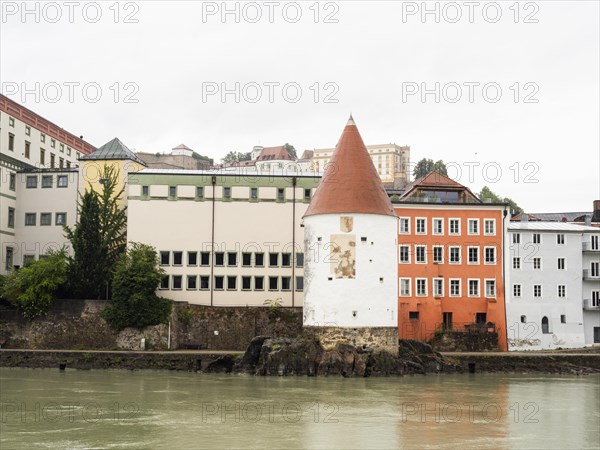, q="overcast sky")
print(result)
[2,1,598,212]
